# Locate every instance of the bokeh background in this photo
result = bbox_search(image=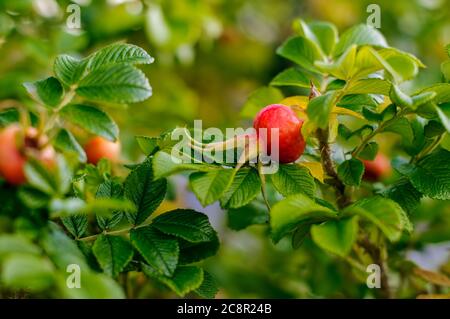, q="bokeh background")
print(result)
[1,0,449,298]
